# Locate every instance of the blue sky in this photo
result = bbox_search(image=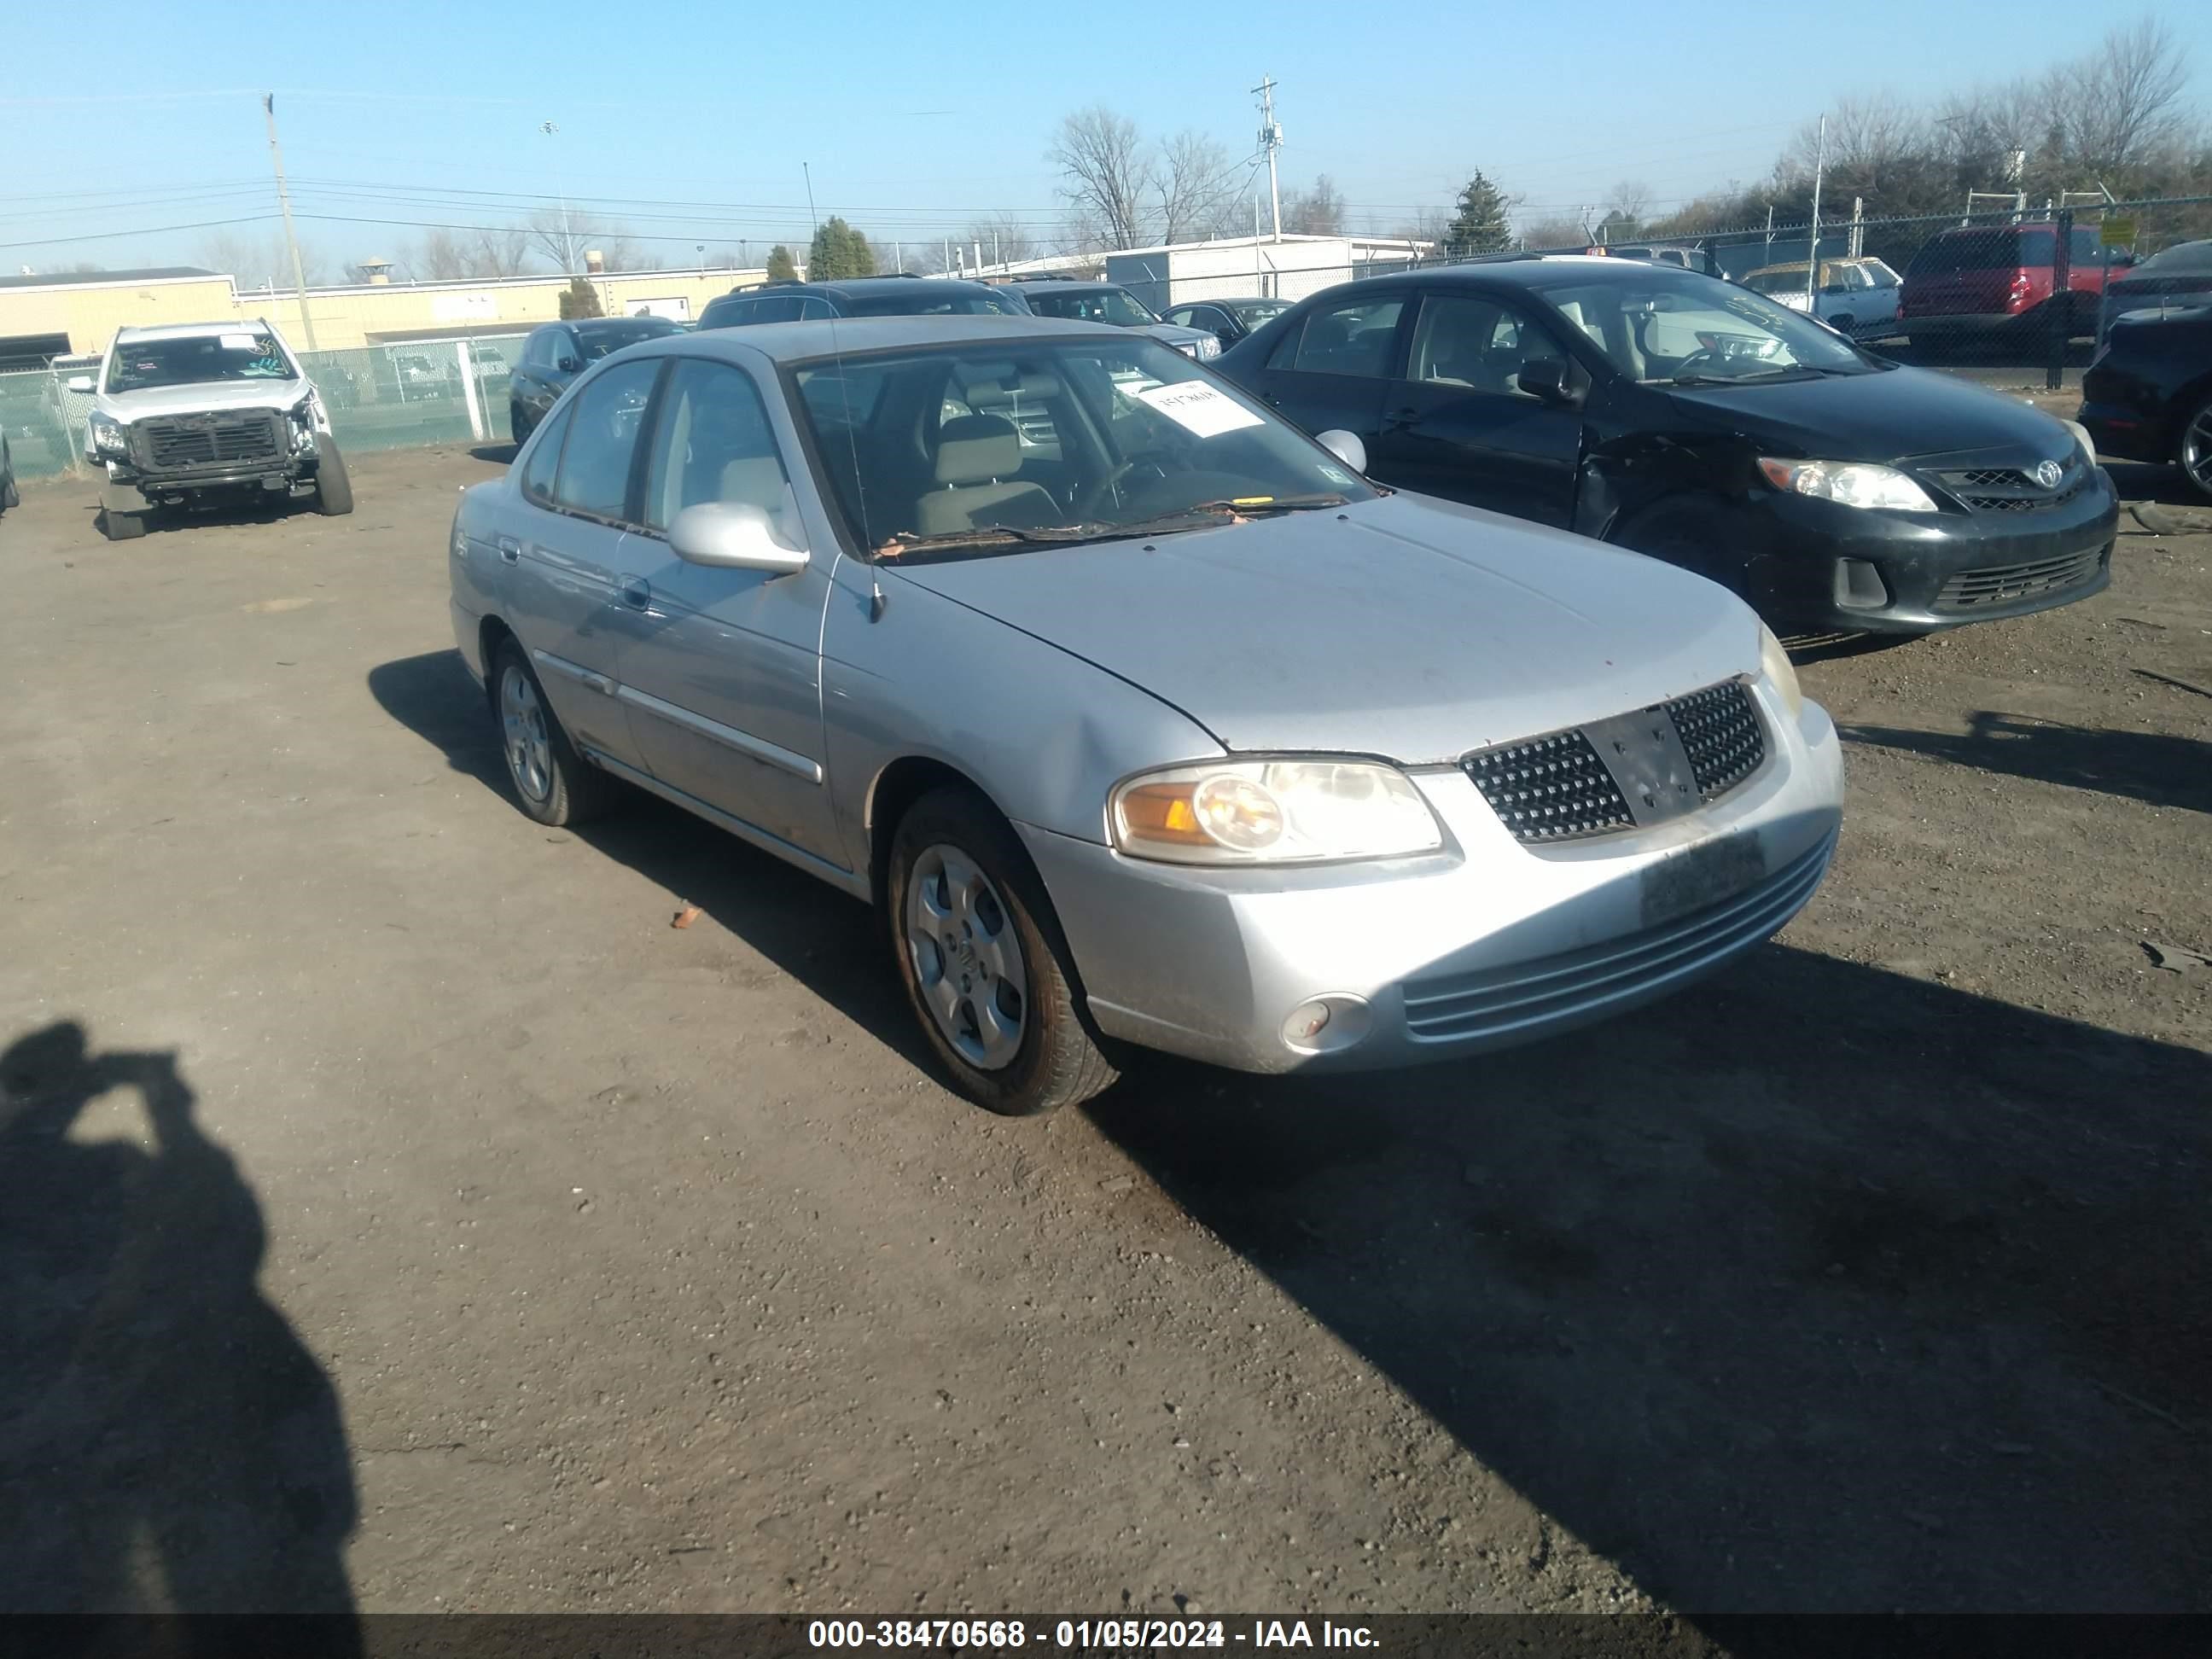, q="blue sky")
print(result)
[2,0,2202,276]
